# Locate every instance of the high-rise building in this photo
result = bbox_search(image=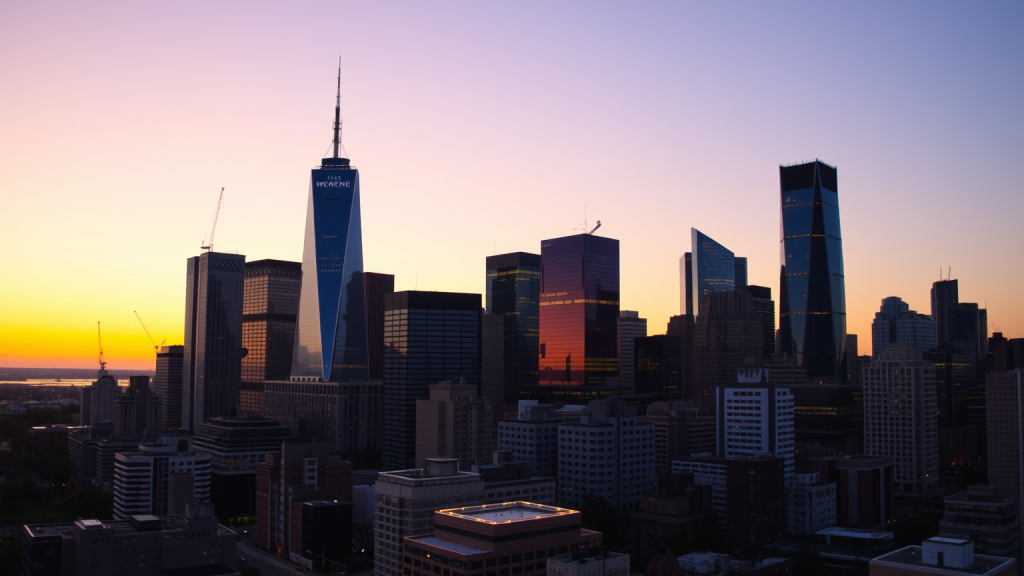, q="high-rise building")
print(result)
[539,234,619,386]
[846,335,860,385]
[557,400,655,514]
[818,454,894,528]
[928,346,975,428]
[745,286,776,359]
[717,370,795,478]
[112,435,211,519]
[290,75,369,384]
[786,471,836,536]
[634,335,683,399]
[628,472,716,564]
[693,291,763,402]
[81,369,118,427]
[734,257,748,291]
[152,345,184,430]
[989,333,1024,373]
[382,291,481,471]
[240,259,301,416]
[778,160,846,380]
[373,458,486,576]
[789,382,863,466]
[940,485,1021,564]
[986,371,1023,500]
[951,303,988,365]
[481,313,506,404]
[618,311,647,387]
[871,297,936,356]
[415,381,493,470]
[680,253,693,316]
[497,402,566,477]
[486,252,541,402]
[113,375,161,442]
[183,251,246,430]
[863,346,939,496]
[686,229,744,317]
[263,379,382,452]
[932,279,959,347]
[364,272,395,380]
[666,315,696,399]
